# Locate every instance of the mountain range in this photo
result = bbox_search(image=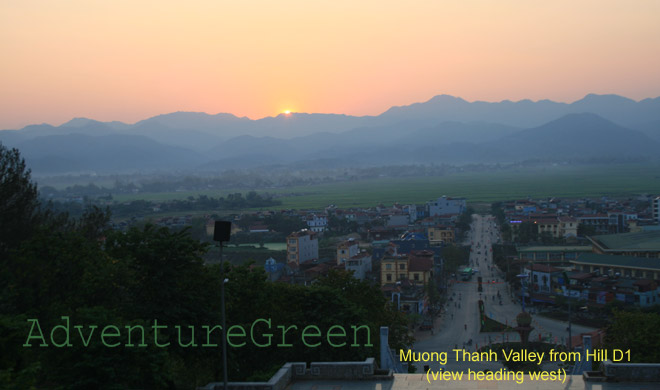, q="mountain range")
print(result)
[1,94,659,175]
